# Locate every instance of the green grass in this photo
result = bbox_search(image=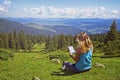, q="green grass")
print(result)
[0,44,120,80]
